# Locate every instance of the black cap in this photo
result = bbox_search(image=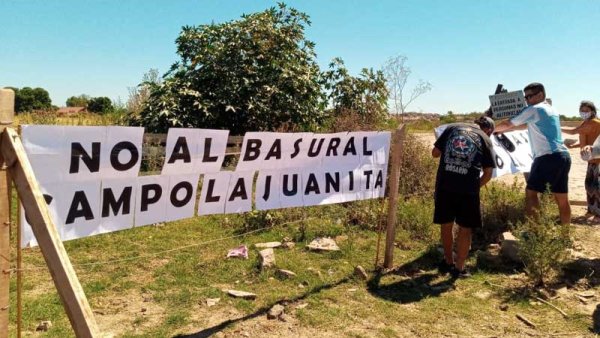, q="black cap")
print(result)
[474,116,495,131]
